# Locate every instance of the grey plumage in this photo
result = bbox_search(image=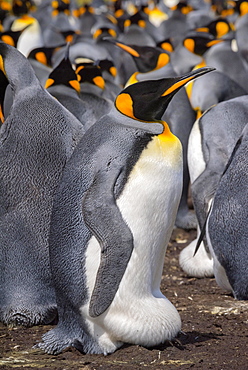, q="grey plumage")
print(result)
[0,42,84,327]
